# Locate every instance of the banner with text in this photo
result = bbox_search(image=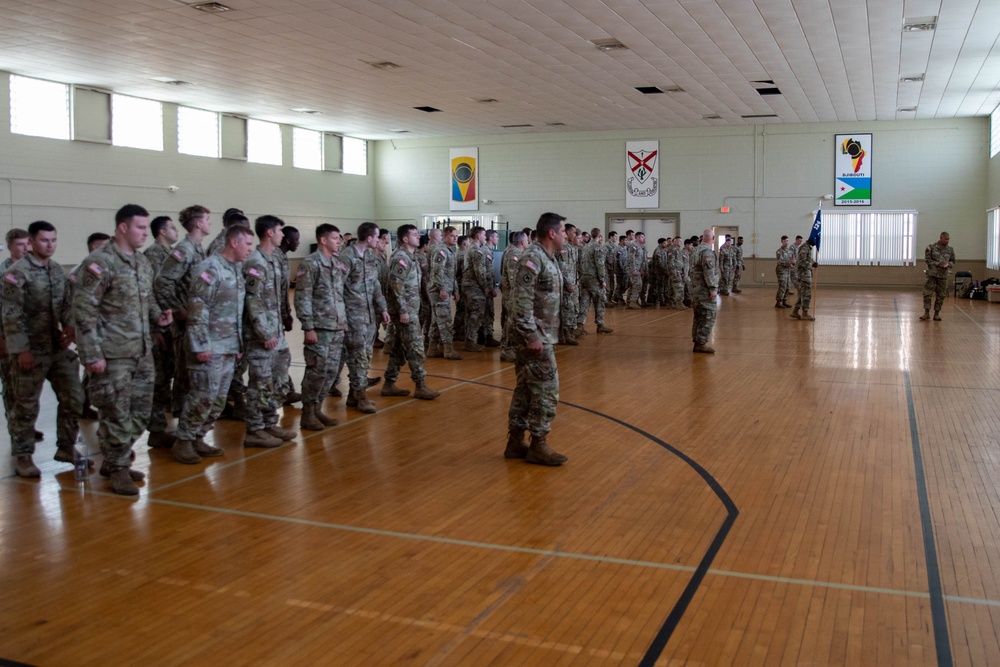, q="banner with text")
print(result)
[450,147,478,211]
[834,134,872,206]
[626,141,659,209]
